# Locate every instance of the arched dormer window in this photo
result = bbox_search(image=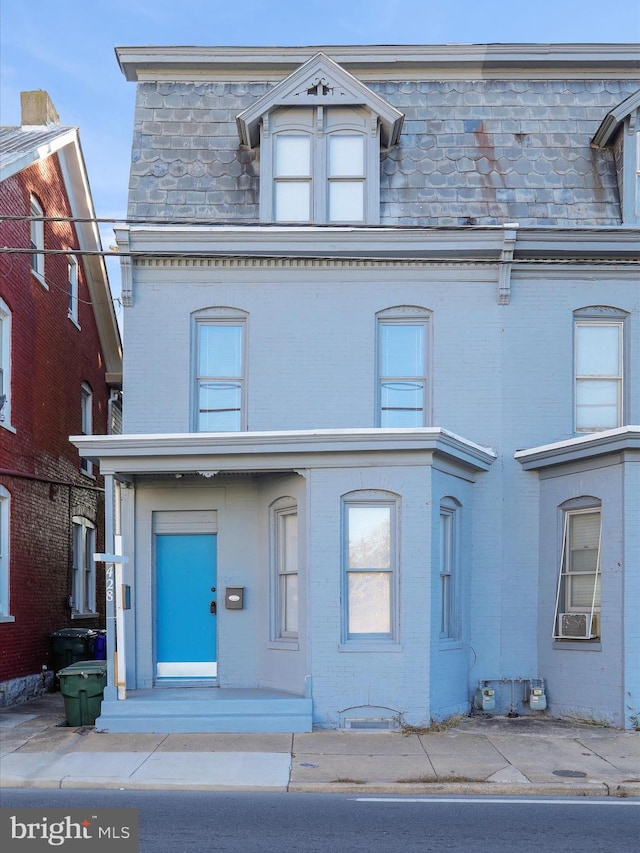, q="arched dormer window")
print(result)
[236,53,403,225]
[592,88,640,224]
